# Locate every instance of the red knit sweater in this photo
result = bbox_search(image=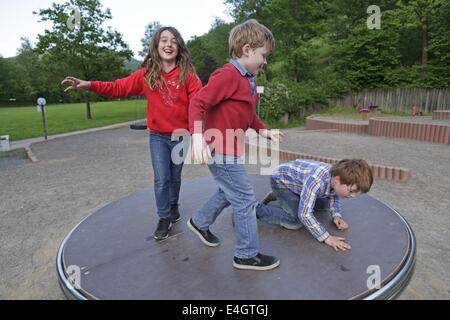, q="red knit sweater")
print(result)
[90,66,202,134]
[189,63,266,156]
